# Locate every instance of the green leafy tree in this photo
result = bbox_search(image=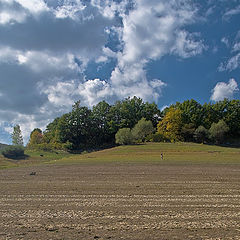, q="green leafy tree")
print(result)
[175,99,204,127]
[12,125,23,146]
[115,128,134,145]
[146,133,168,142]
[43,117,60,143]
[70,102,95,148]
[59,102,93,149]
[43,101,94,150]
[110,97,142,129]
[141,102,161,127]
[132,118,154,142]
[202,103,218,129]
[110,96,161,129]
[55,113,72,143]
[181,123,195,142]
[214,99,240,137]
[194,126,208,143]
[92,101,114,145]
[202,100,230,129]
[209,120,229,144]
[42,97,161,150]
